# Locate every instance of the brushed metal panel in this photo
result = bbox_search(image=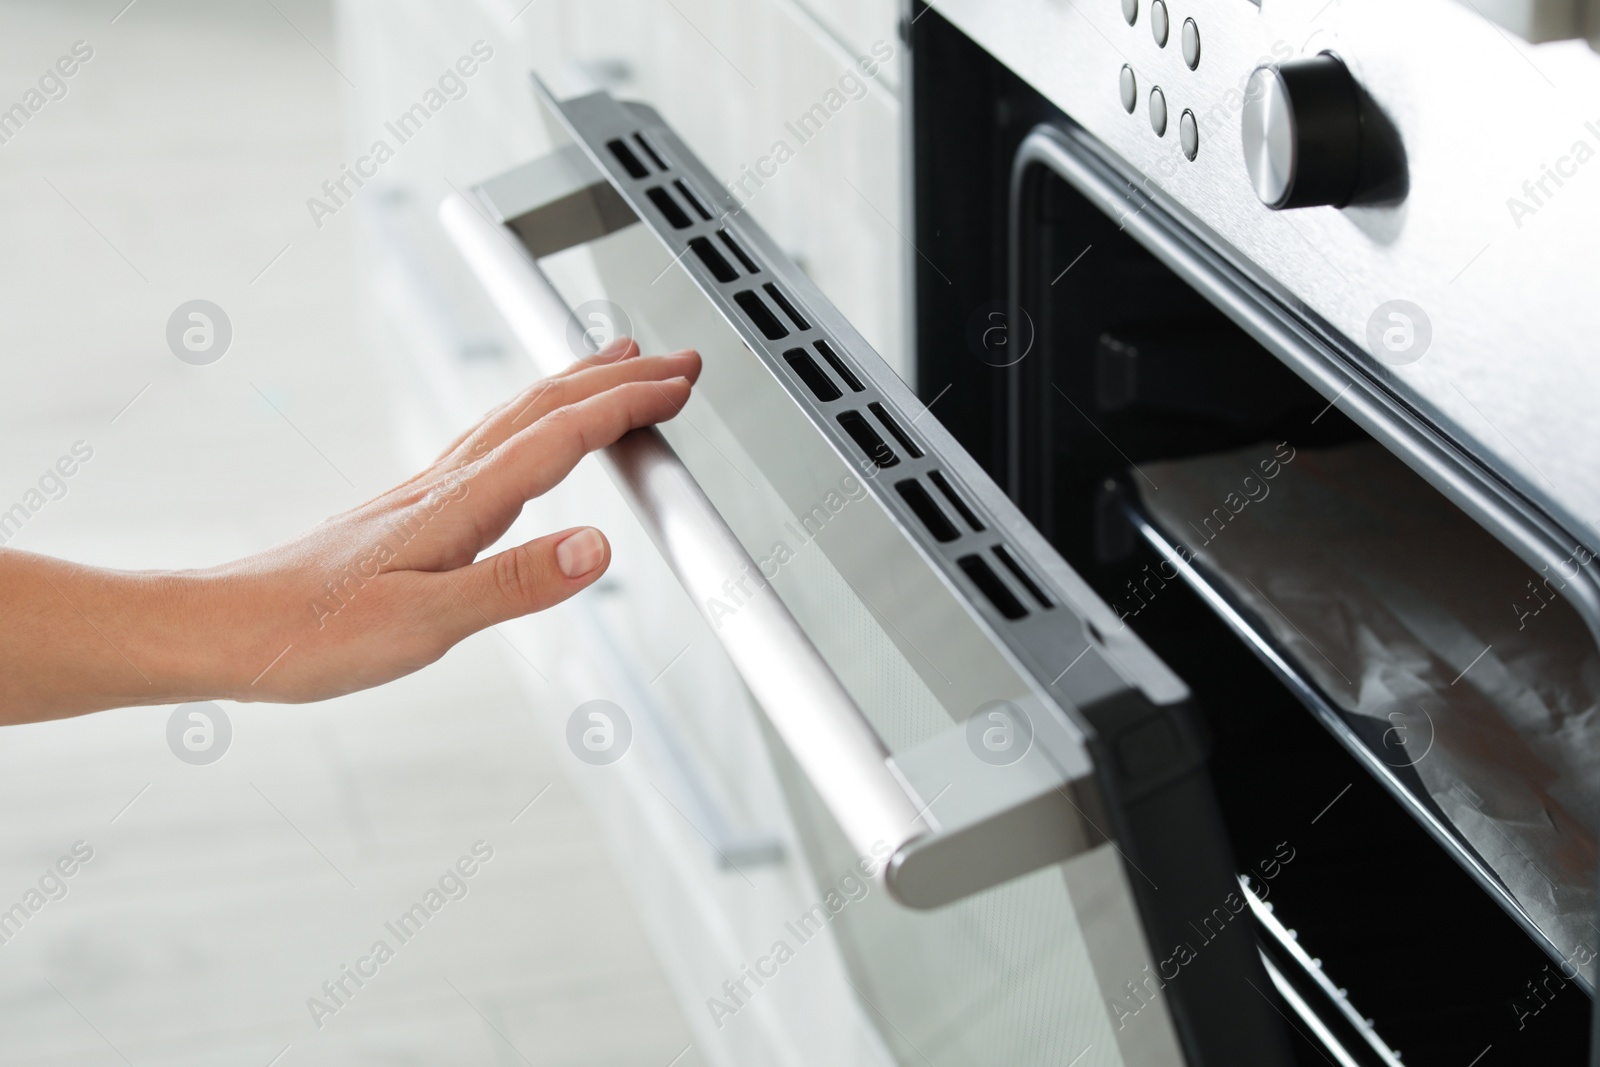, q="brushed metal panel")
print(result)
[932,0,1600,550]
